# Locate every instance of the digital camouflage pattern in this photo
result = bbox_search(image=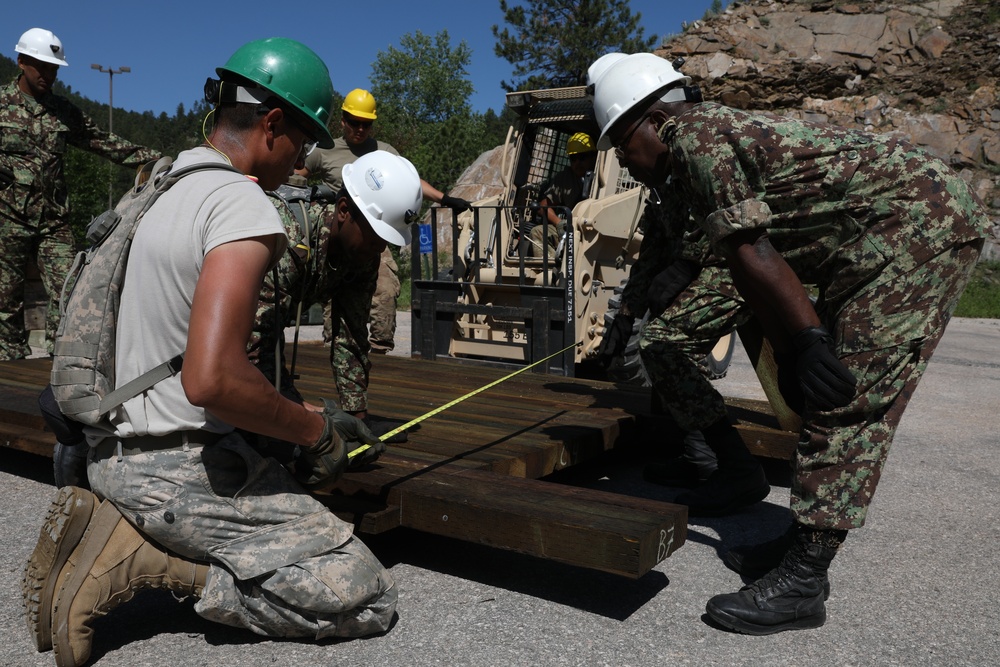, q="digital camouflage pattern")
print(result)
[251,186,378,413]
[641,103,990,529]
[622,182,745,431]
[0,76,159,359]
[51,159,241,427]
[304,137,402,354]
[87,432,396,636]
